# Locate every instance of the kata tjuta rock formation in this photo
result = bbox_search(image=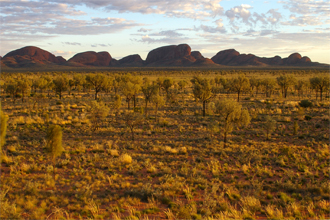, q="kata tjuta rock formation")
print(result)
[67,51,118,67]
[1,44,327,68]
[211,49,313,66]
[145,44,216,66]
[1,46,66,68]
